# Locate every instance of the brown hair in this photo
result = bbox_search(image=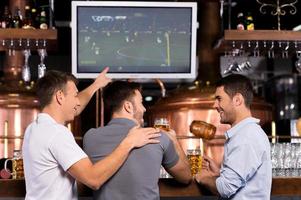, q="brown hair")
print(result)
[215,74,253,108]
[103,81,141,118]
[36,70,78,109]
